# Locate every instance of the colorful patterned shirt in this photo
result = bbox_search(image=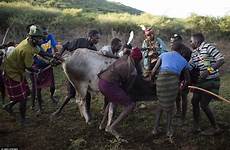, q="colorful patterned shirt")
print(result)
[190,42,224,79]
